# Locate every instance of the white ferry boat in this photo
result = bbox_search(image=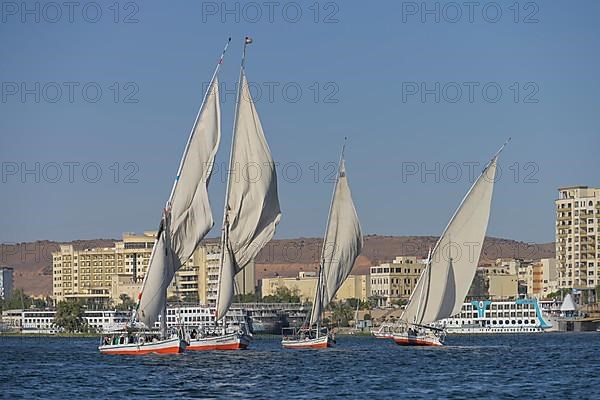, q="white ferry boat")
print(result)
[21,310,130,334]
[439,299,552,334]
